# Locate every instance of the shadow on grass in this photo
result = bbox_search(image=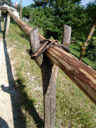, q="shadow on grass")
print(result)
[16,79,44,128]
